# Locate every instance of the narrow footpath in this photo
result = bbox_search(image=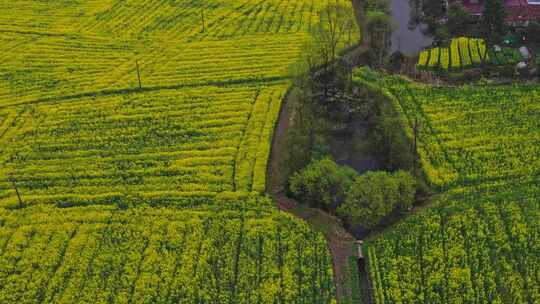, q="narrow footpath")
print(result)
[265,2,374,302]
[266,91,372,304]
